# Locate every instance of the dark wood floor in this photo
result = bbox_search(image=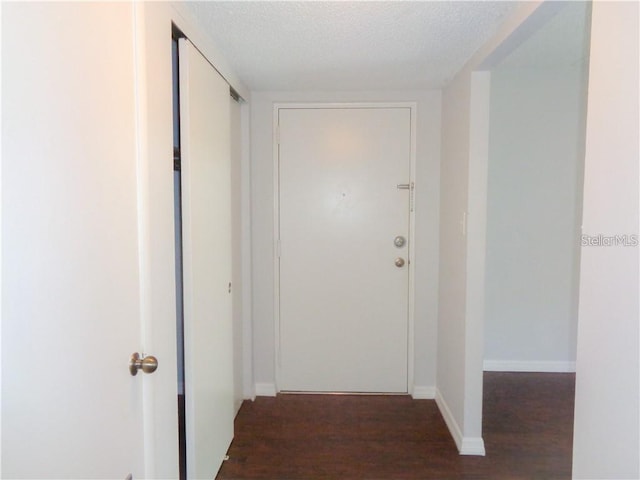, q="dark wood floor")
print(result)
[217,372,575,480]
